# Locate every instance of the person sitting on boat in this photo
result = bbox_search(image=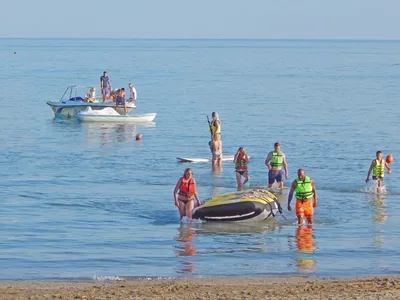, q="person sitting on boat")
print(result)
[109,89,120,102]
[100,71,111,103]
[233,147,250,188]
[210,133,223,166]
[86,87,97,103]
[173,168,201,221]
[128,83,137,102]
[114,88,127,115]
